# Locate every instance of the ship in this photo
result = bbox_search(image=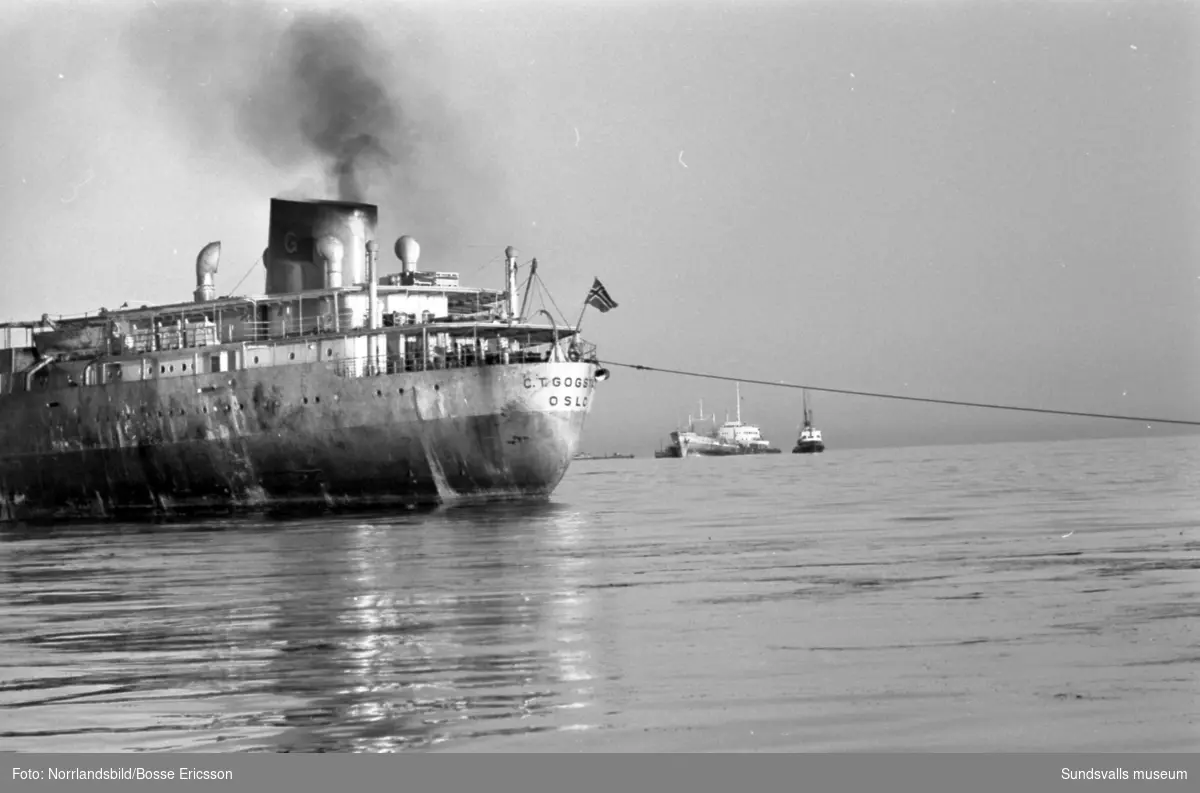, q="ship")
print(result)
[660,383,781,457]
[792,390,825,454]
[572,452,634,460]
[0,197,611,523]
